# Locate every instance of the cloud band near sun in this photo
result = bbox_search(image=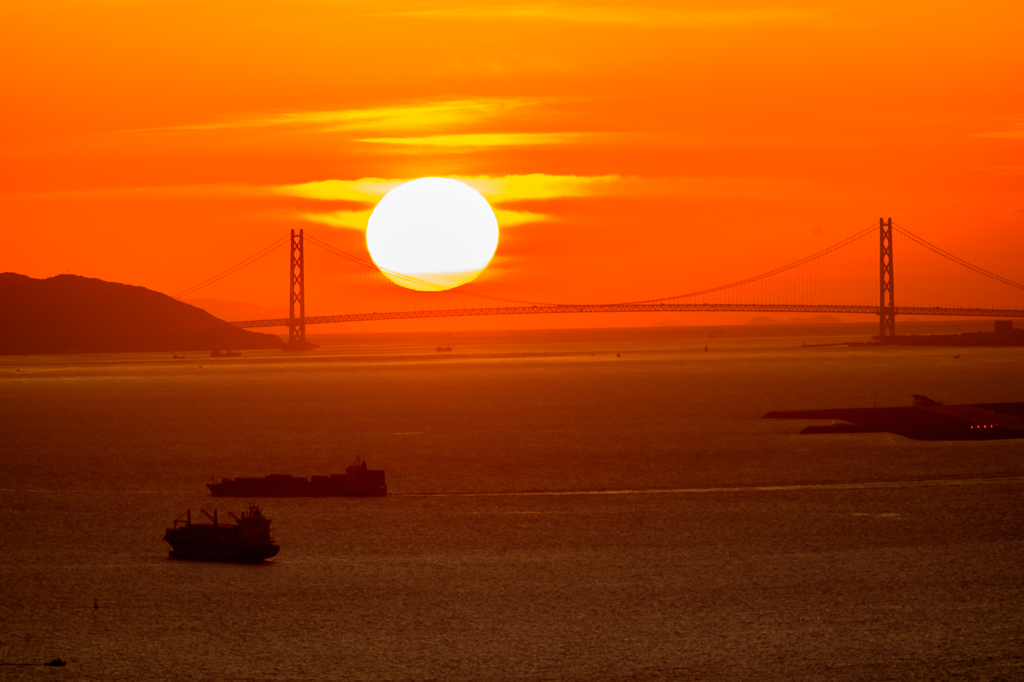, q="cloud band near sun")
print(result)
[373,5,826,27]
[127,97,548,136]
[273,174,625,230]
